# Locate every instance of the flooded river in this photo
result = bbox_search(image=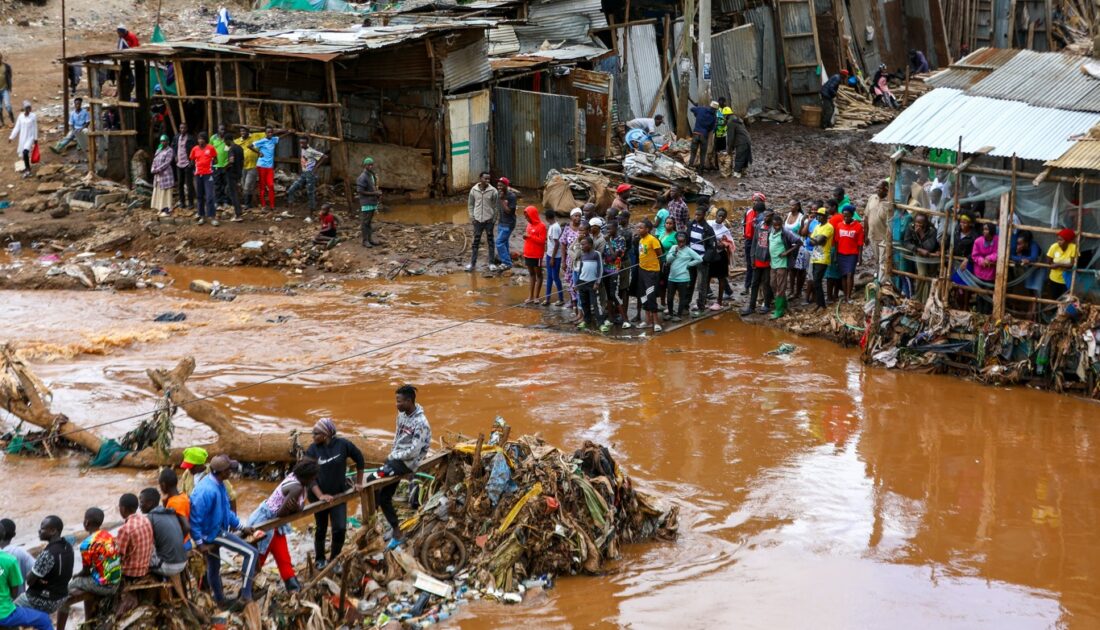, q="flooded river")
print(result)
[1,267,1098,628]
